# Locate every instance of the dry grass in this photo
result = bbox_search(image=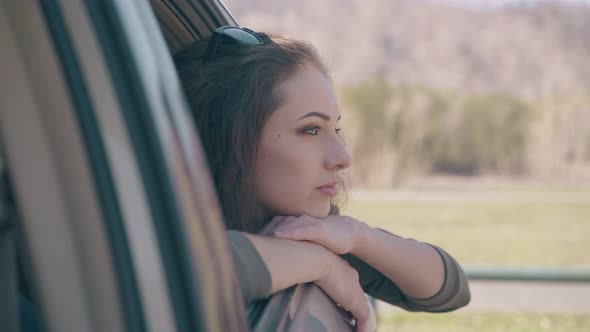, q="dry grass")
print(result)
[342,188,590,267]
[377,311,590,332]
